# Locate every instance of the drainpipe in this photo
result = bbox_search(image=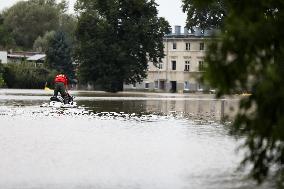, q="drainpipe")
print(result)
[166,37,169,91]
[158,63,160,91]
